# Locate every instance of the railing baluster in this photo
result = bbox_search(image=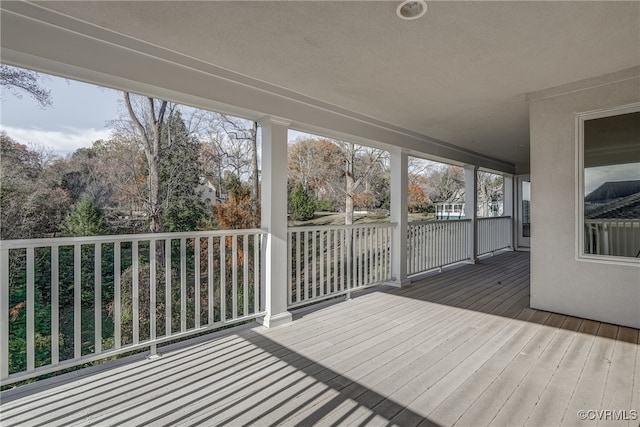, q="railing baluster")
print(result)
[26,247,34,371]
[132,241,139,344]
[295,231,301,304]
[74,244,81,359]
[180,238,186,333]
[232,235,238,320]
[150,240,157,343]
[326,229,332,294]
[340,229,345,292]
[254,234,260,314]
[243,235,249,317]
[94,243,102,354]
[194,238,200,329]
[287,231,292,306]
[51,245,59,365]
[334,229,339,291]
[373,227,378,282]
[220,236,226,322]
[319,231,325,296]
[208,236,214,325]
[312,231,317,299]
[365,227,370,285]
[165,239,171,336]
[304,231,309,301]
[0,248,8,379]
[114,242,121,348]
